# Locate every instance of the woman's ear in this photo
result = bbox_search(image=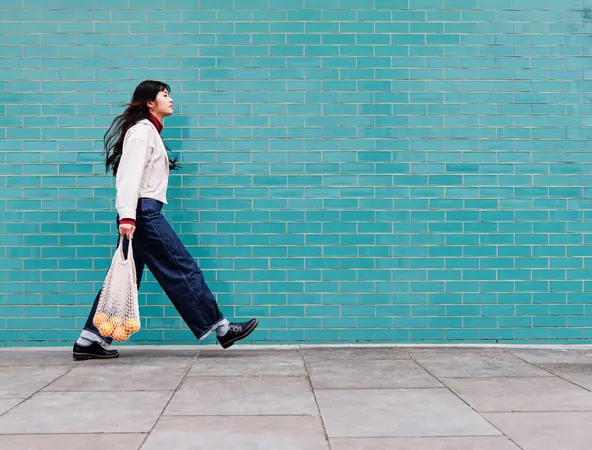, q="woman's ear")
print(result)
[147,100,155,112]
